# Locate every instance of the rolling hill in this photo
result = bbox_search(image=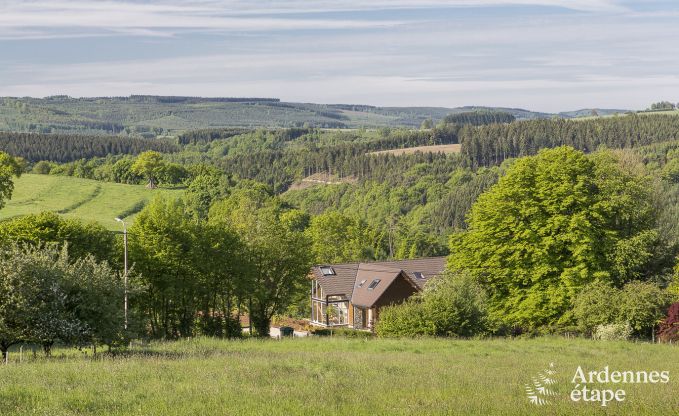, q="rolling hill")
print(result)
[0,174,183,230]
[0,95,564,136]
